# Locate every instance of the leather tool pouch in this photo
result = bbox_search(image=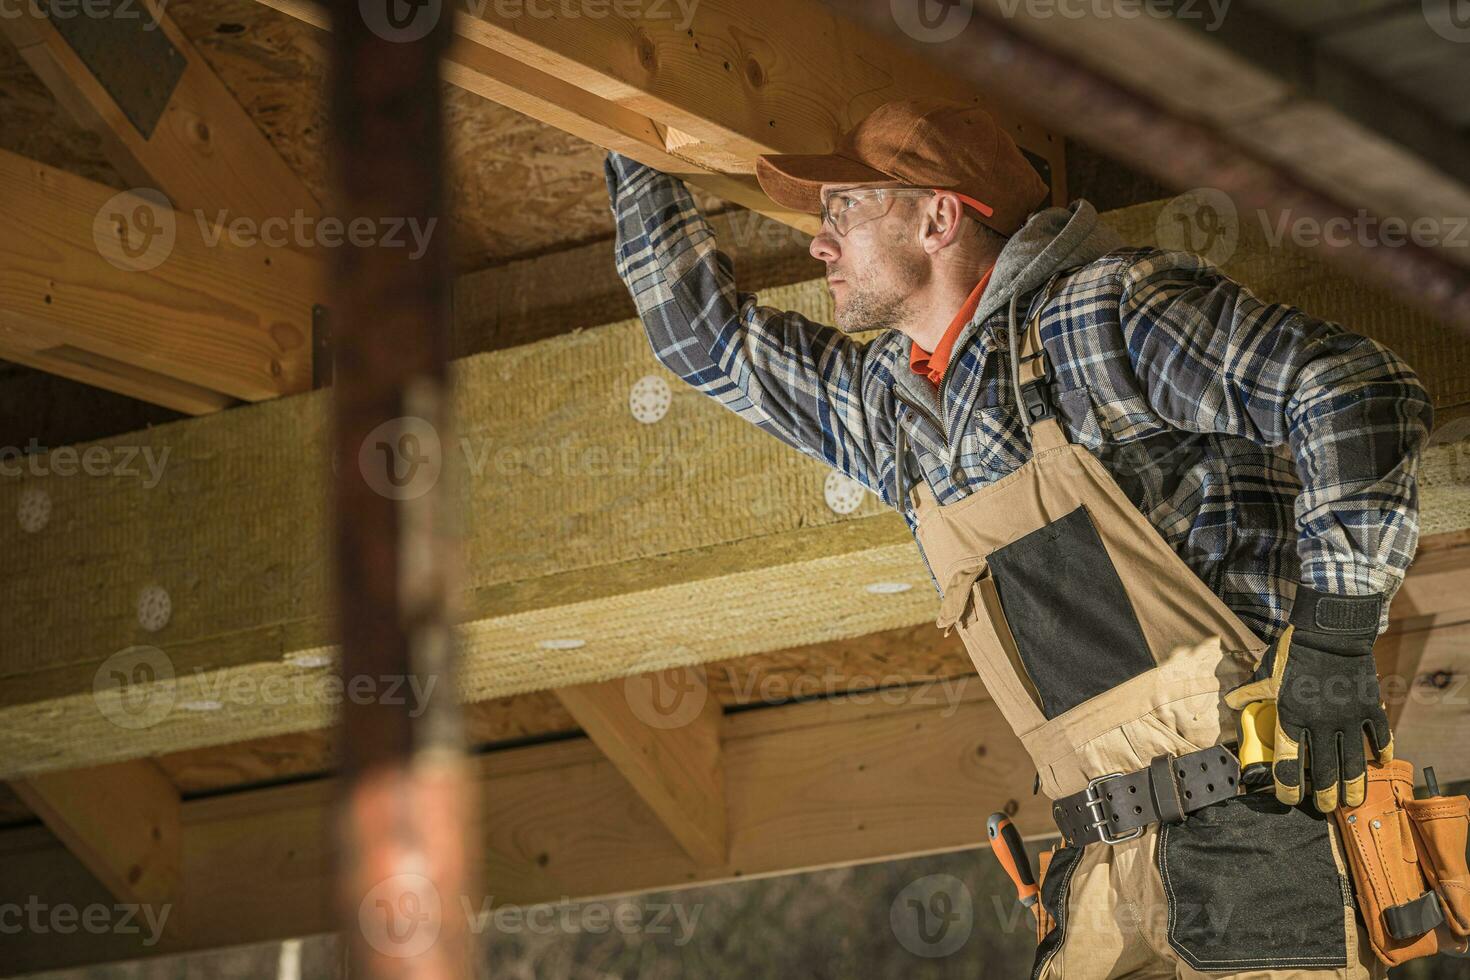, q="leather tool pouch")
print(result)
[1034,846,1059,944]
[1334,758,1470,966]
